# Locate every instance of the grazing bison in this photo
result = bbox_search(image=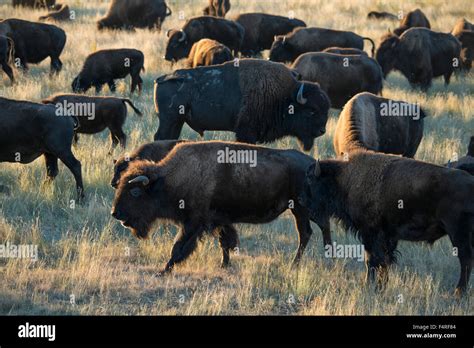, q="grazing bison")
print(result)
[203,0,231,18]
[367,11,398,20]
[0,35,14,83]
[269,27,376,63]
[164,16,244,63]
[97,0,172,31]
[446,136,474,175]
[451,19,474,71]
[233,13,306,56]
[393,9,431,36]
[42,94,142,153]
[333,92,426,158]
[187,39,233,67]
[322,47,368,56]
[299,152,474,295]
[39,4,71,22]
[291,52,383,108]
[376,28,461,90]
[12,0,55,8]
[111,141,325,275]
[72,49,144,94]
[0,18,66,74]
[153,59,330,151]
[0,97,84,200]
